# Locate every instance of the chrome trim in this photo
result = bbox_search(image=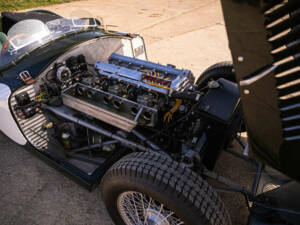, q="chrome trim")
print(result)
[239,65,277,86]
